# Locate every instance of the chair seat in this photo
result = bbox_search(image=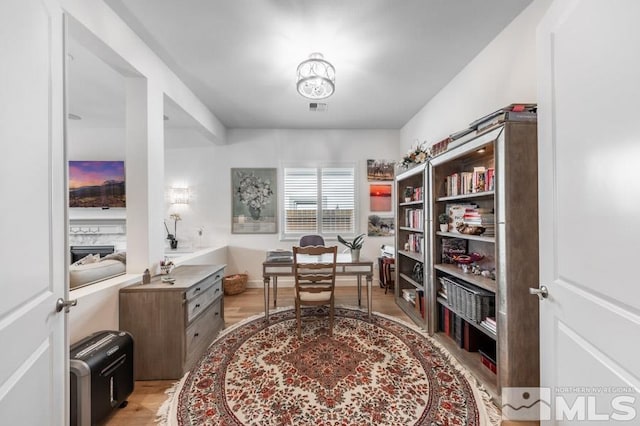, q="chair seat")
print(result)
[299,290,332,302]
